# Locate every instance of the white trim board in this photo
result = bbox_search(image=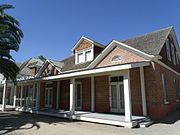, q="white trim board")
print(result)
[88,40,159,69]
[42,62,150,81]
